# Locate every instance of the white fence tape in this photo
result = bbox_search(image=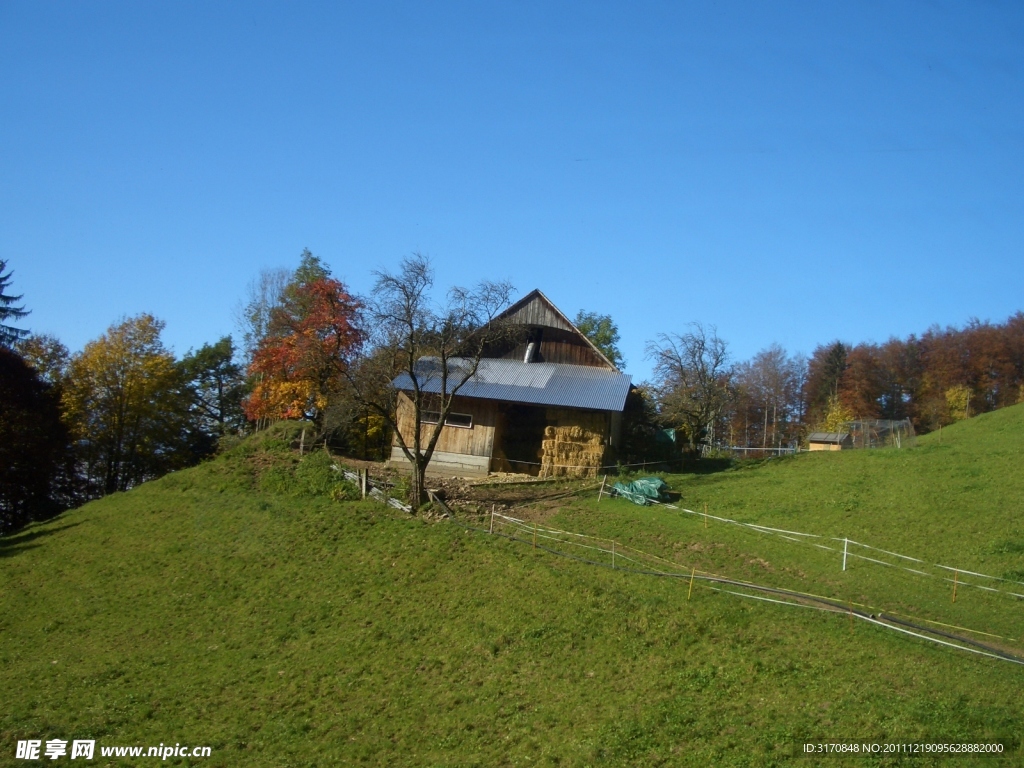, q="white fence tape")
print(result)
[483,512,1024,665]
[663,505,1024,594]
[592,493,1024,598]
